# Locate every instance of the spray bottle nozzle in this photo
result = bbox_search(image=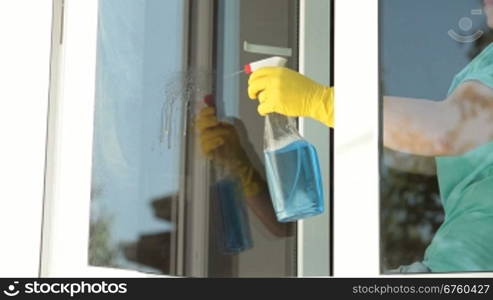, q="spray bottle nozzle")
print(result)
[244,56,288,75]
[244,64,253,74]
[203,94,215,107]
